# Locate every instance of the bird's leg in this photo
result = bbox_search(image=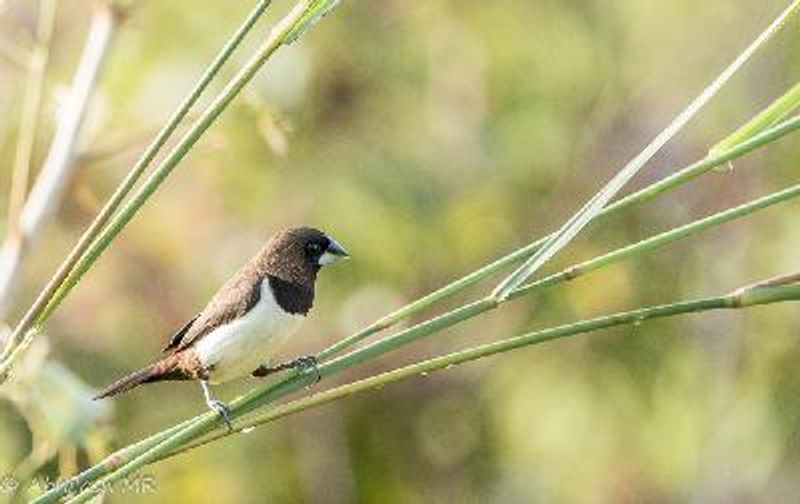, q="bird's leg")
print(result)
[201,380,233,432]
[251,355,321,383]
